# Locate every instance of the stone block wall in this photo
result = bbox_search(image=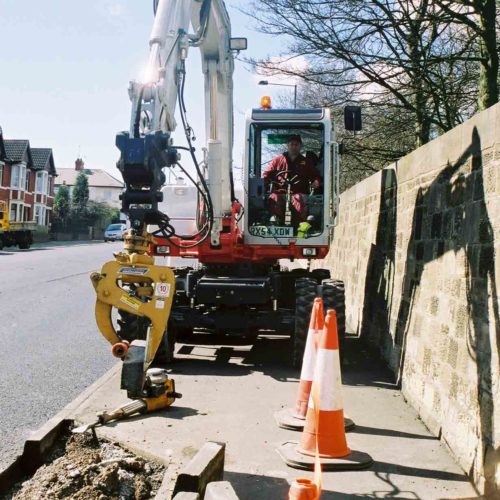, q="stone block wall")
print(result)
[314,104,499,493]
